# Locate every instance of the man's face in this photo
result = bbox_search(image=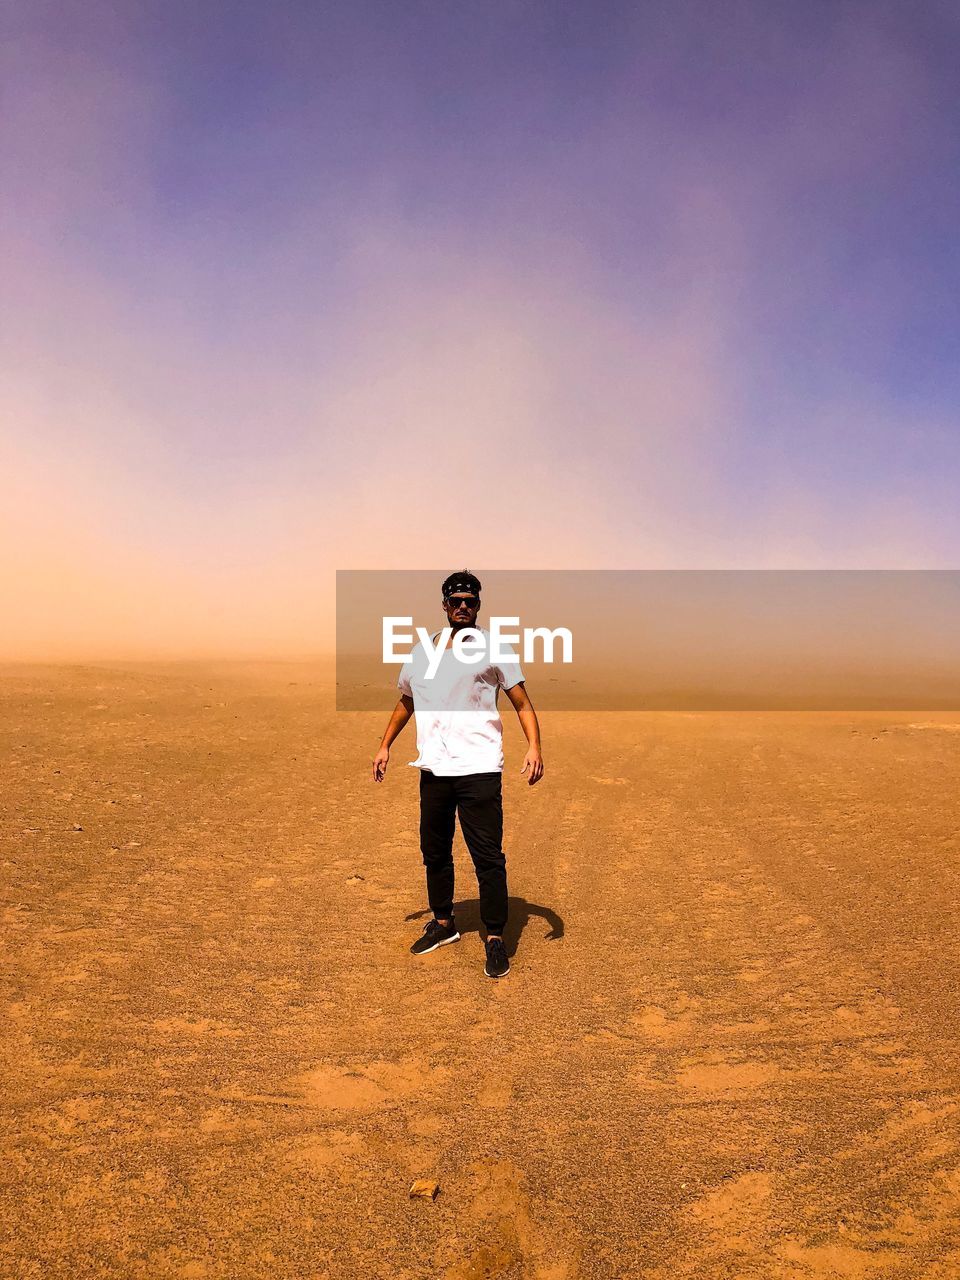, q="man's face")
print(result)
[443,591,480,628]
